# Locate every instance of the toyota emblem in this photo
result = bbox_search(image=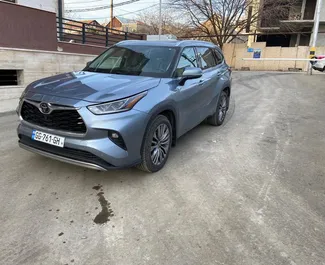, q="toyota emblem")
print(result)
[39,102,51,114]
